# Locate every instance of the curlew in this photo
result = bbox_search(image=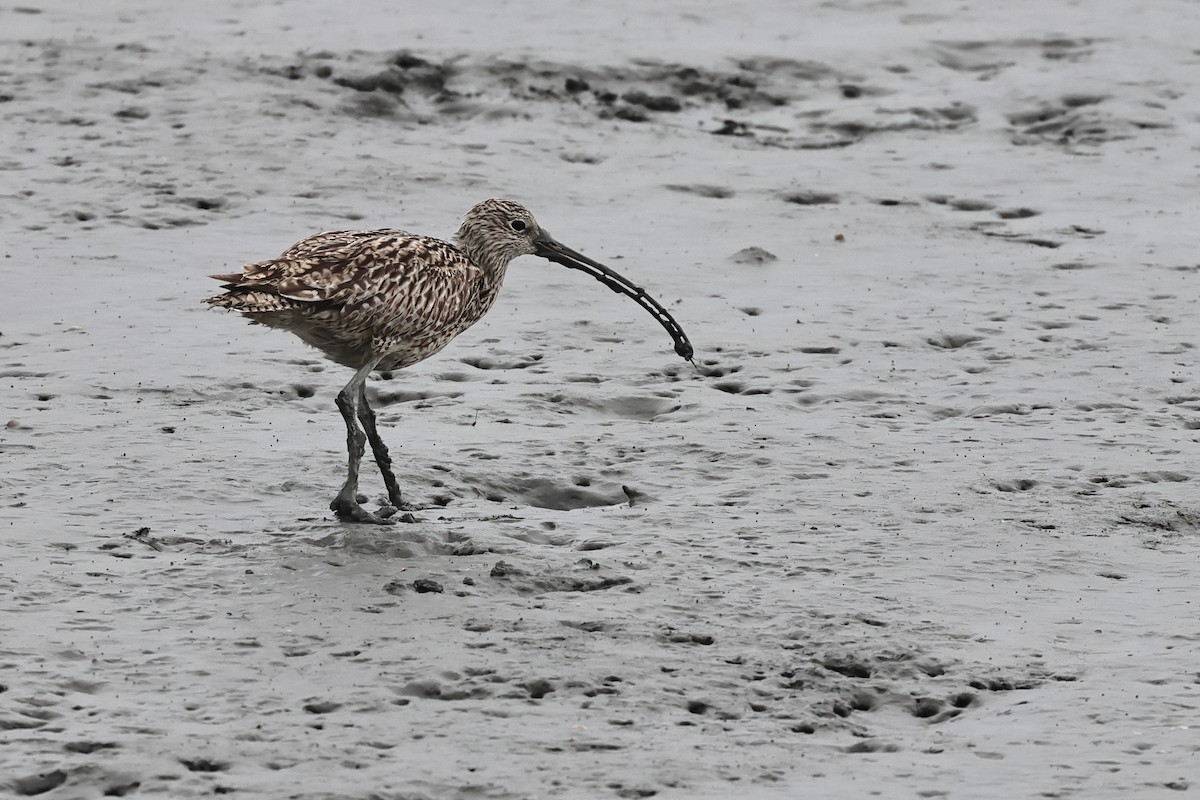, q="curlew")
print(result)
[205,198,693,524]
